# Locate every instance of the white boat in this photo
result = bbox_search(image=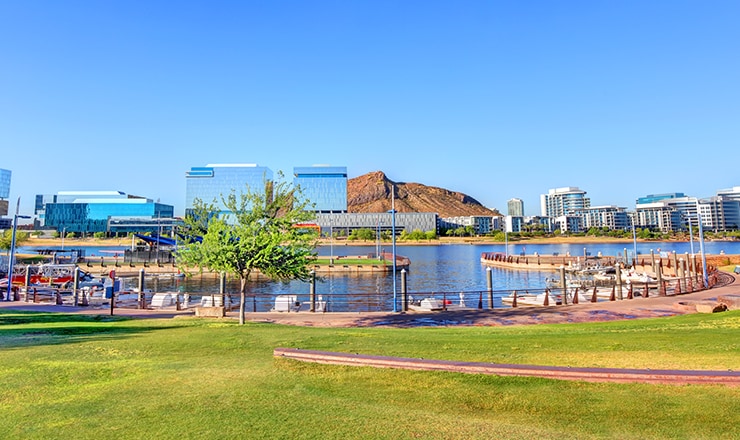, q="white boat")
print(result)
[501,291,561,307]
[408,297,444,311]
[622,271,658,284]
